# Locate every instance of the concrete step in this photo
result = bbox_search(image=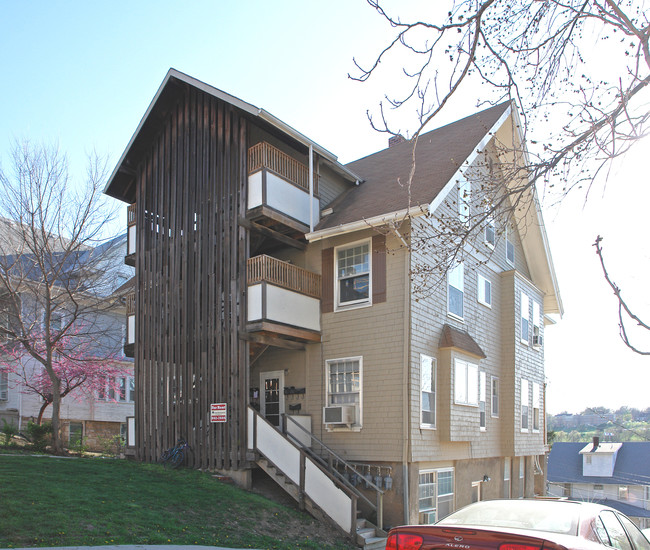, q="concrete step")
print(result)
[363,536,387,550]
